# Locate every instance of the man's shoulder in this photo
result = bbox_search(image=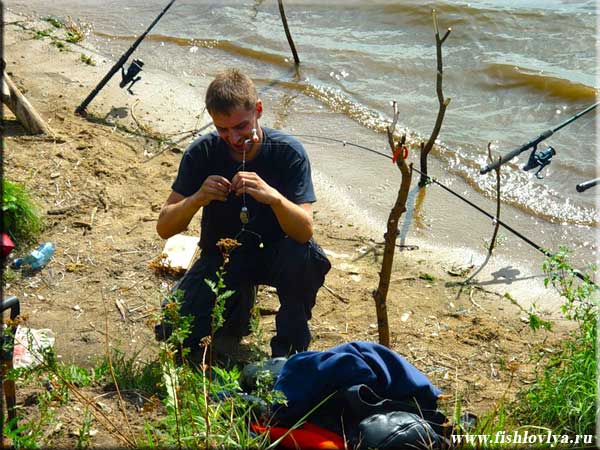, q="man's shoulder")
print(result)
[263,127,307,158]
[185,131,221,156]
